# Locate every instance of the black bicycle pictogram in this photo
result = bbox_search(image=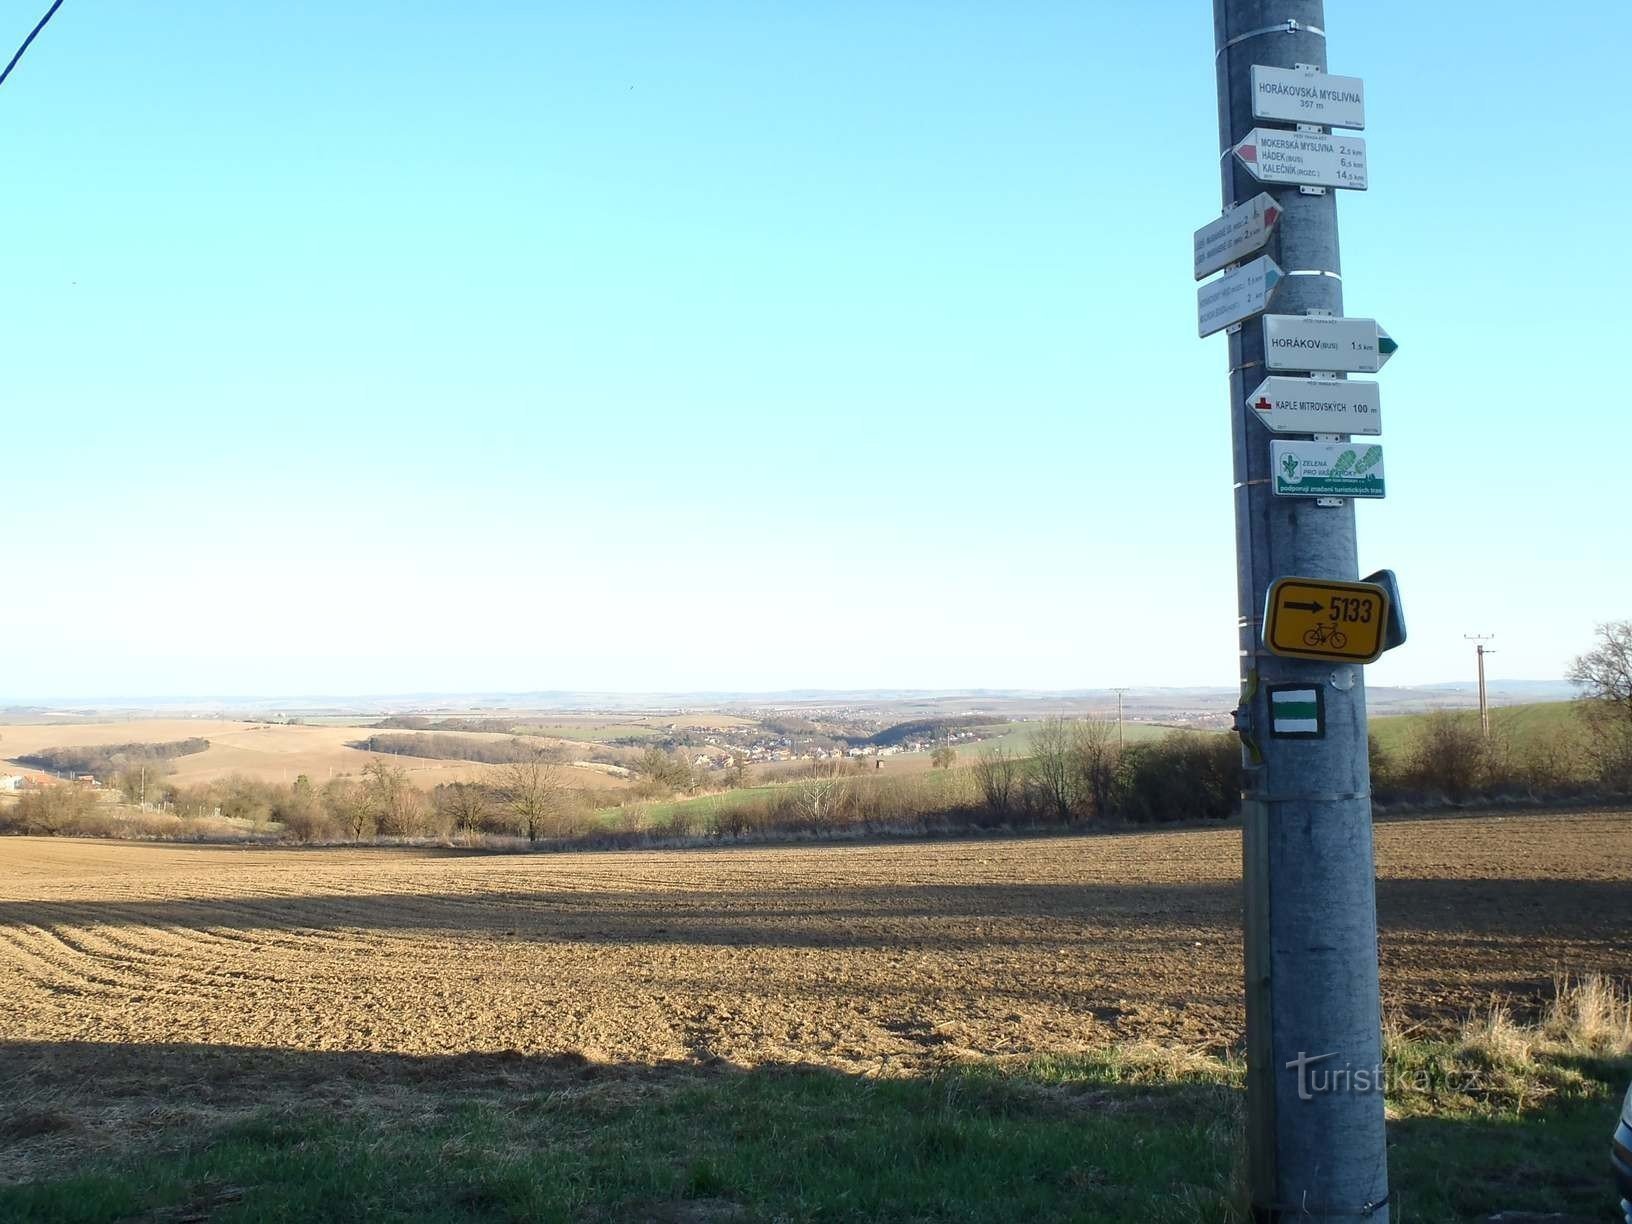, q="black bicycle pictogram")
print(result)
[1302,623,1348,649]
